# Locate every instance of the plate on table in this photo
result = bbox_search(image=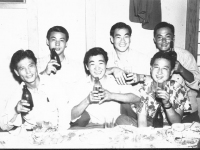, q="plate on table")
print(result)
[79,129,112,146]
[175,138,200,148]
[190,122,200,132]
